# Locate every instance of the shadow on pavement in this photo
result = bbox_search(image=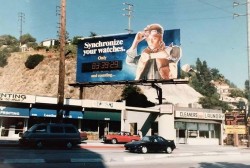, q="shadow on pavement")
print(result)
[199,162,250,168]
